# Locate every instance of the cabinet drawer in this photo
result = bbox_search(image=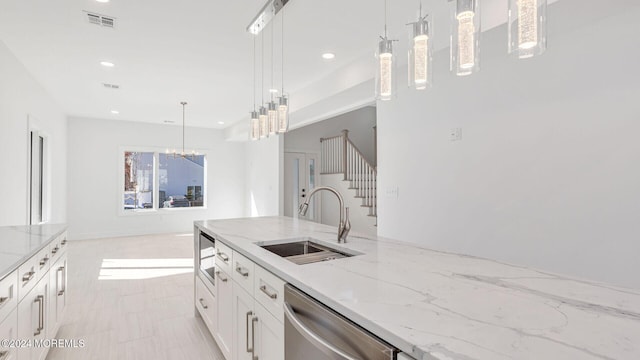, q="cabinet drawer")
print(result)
[232,251,254,296]
[17,251,41,302]
[0,307,18,360]
[35,246,51,283]
[196,277,216,335]
[254,265,285,323]
[0,271,18,324]
[216,241,233,274]
[49,232,68,263]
